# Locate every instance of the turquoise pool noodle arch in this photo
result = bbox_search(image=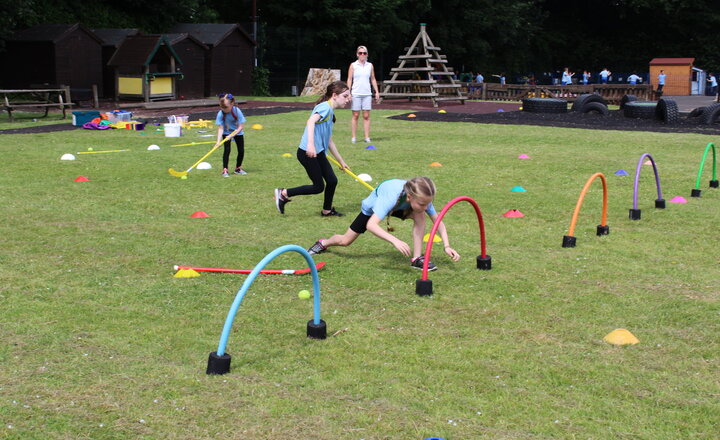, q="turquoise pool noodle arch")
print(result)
[215,245,322,357]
